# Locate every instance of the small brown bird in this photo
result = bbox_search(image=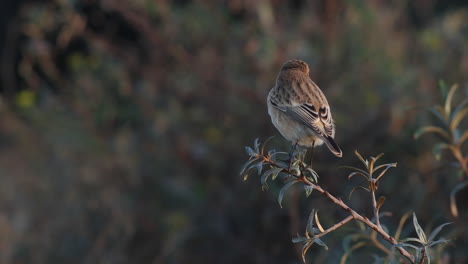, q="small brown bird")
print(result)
[267,60,342,157]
